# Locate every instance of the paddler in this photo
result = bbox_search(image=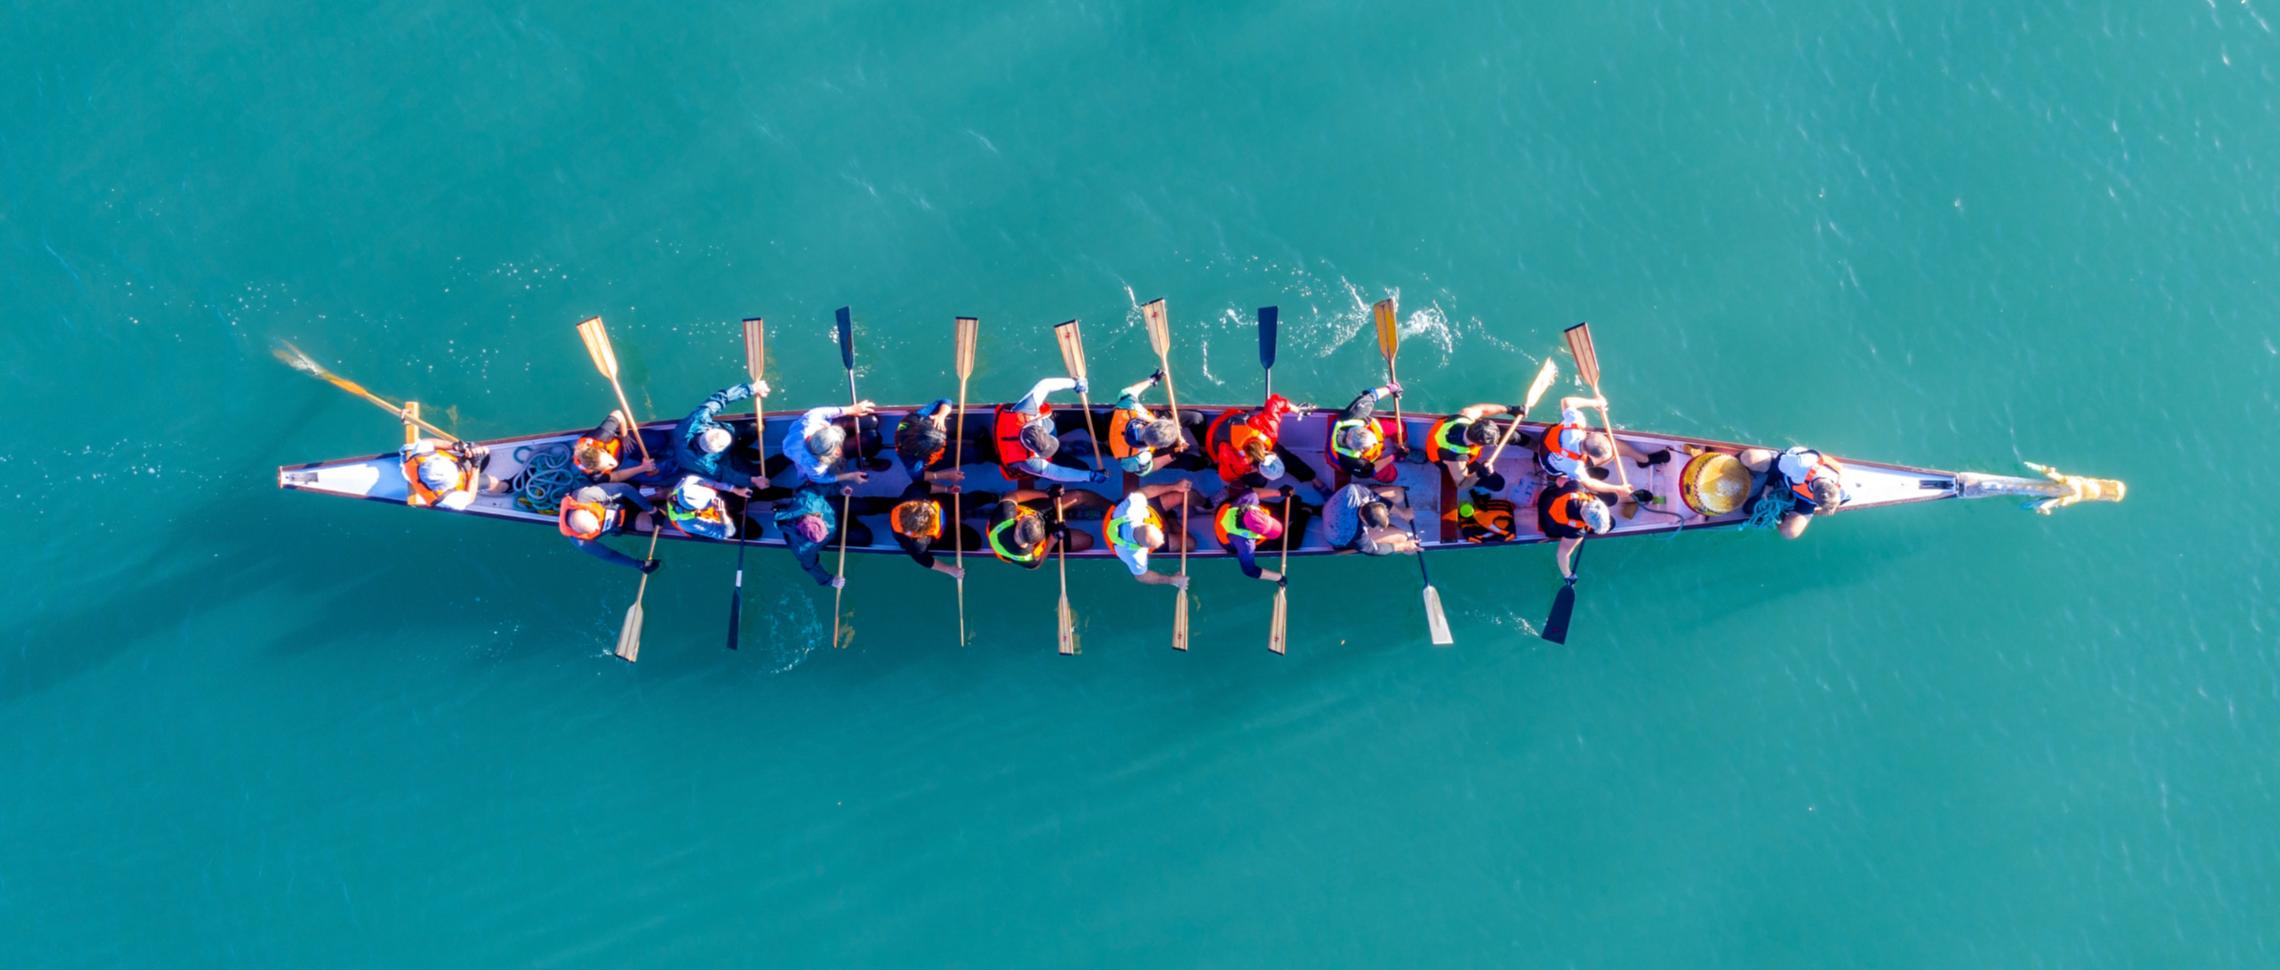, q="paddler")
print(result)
[1205,393,1329,498]
[662,474,746,541]
[1102,480,1201,587]
[1105,369,1211,477]
[775,399,890,487]
[772,482,868,589]
[556,482,662,574]
[1536,477,1614,580]
[399,438,511,511]
[570,409,658,483]
[673,381,770,487]
[992,376,1108,485]
[1326,381,1404,483]
[892,397,975,483]
[1211,485,1316,584]
[1536,395,1666,500]
[1421,402,1512,488]
[1740,446,1847,538]
[985,485,1110,569]
[869,479,986,580]
[1322,482,1420,556]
